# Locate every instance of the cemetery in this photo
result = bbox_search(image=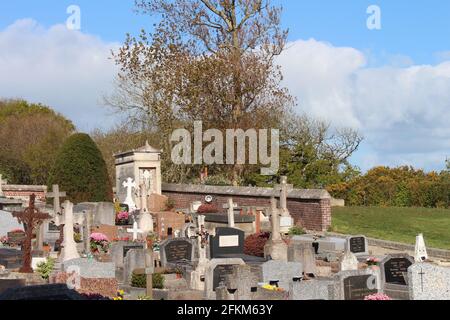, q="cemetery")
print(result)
[0,142,449,301]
